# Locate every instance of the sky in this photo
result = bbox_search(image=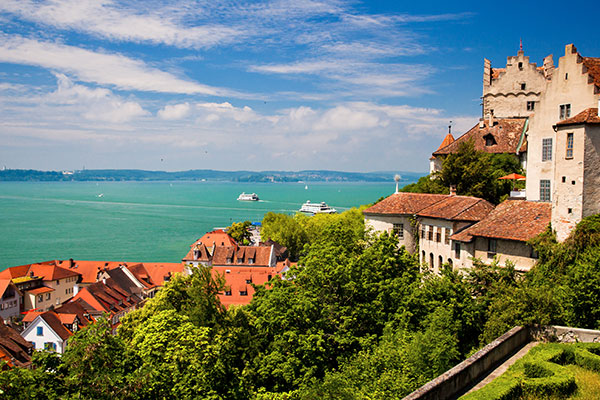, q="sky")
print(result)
[1,1,599,173]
